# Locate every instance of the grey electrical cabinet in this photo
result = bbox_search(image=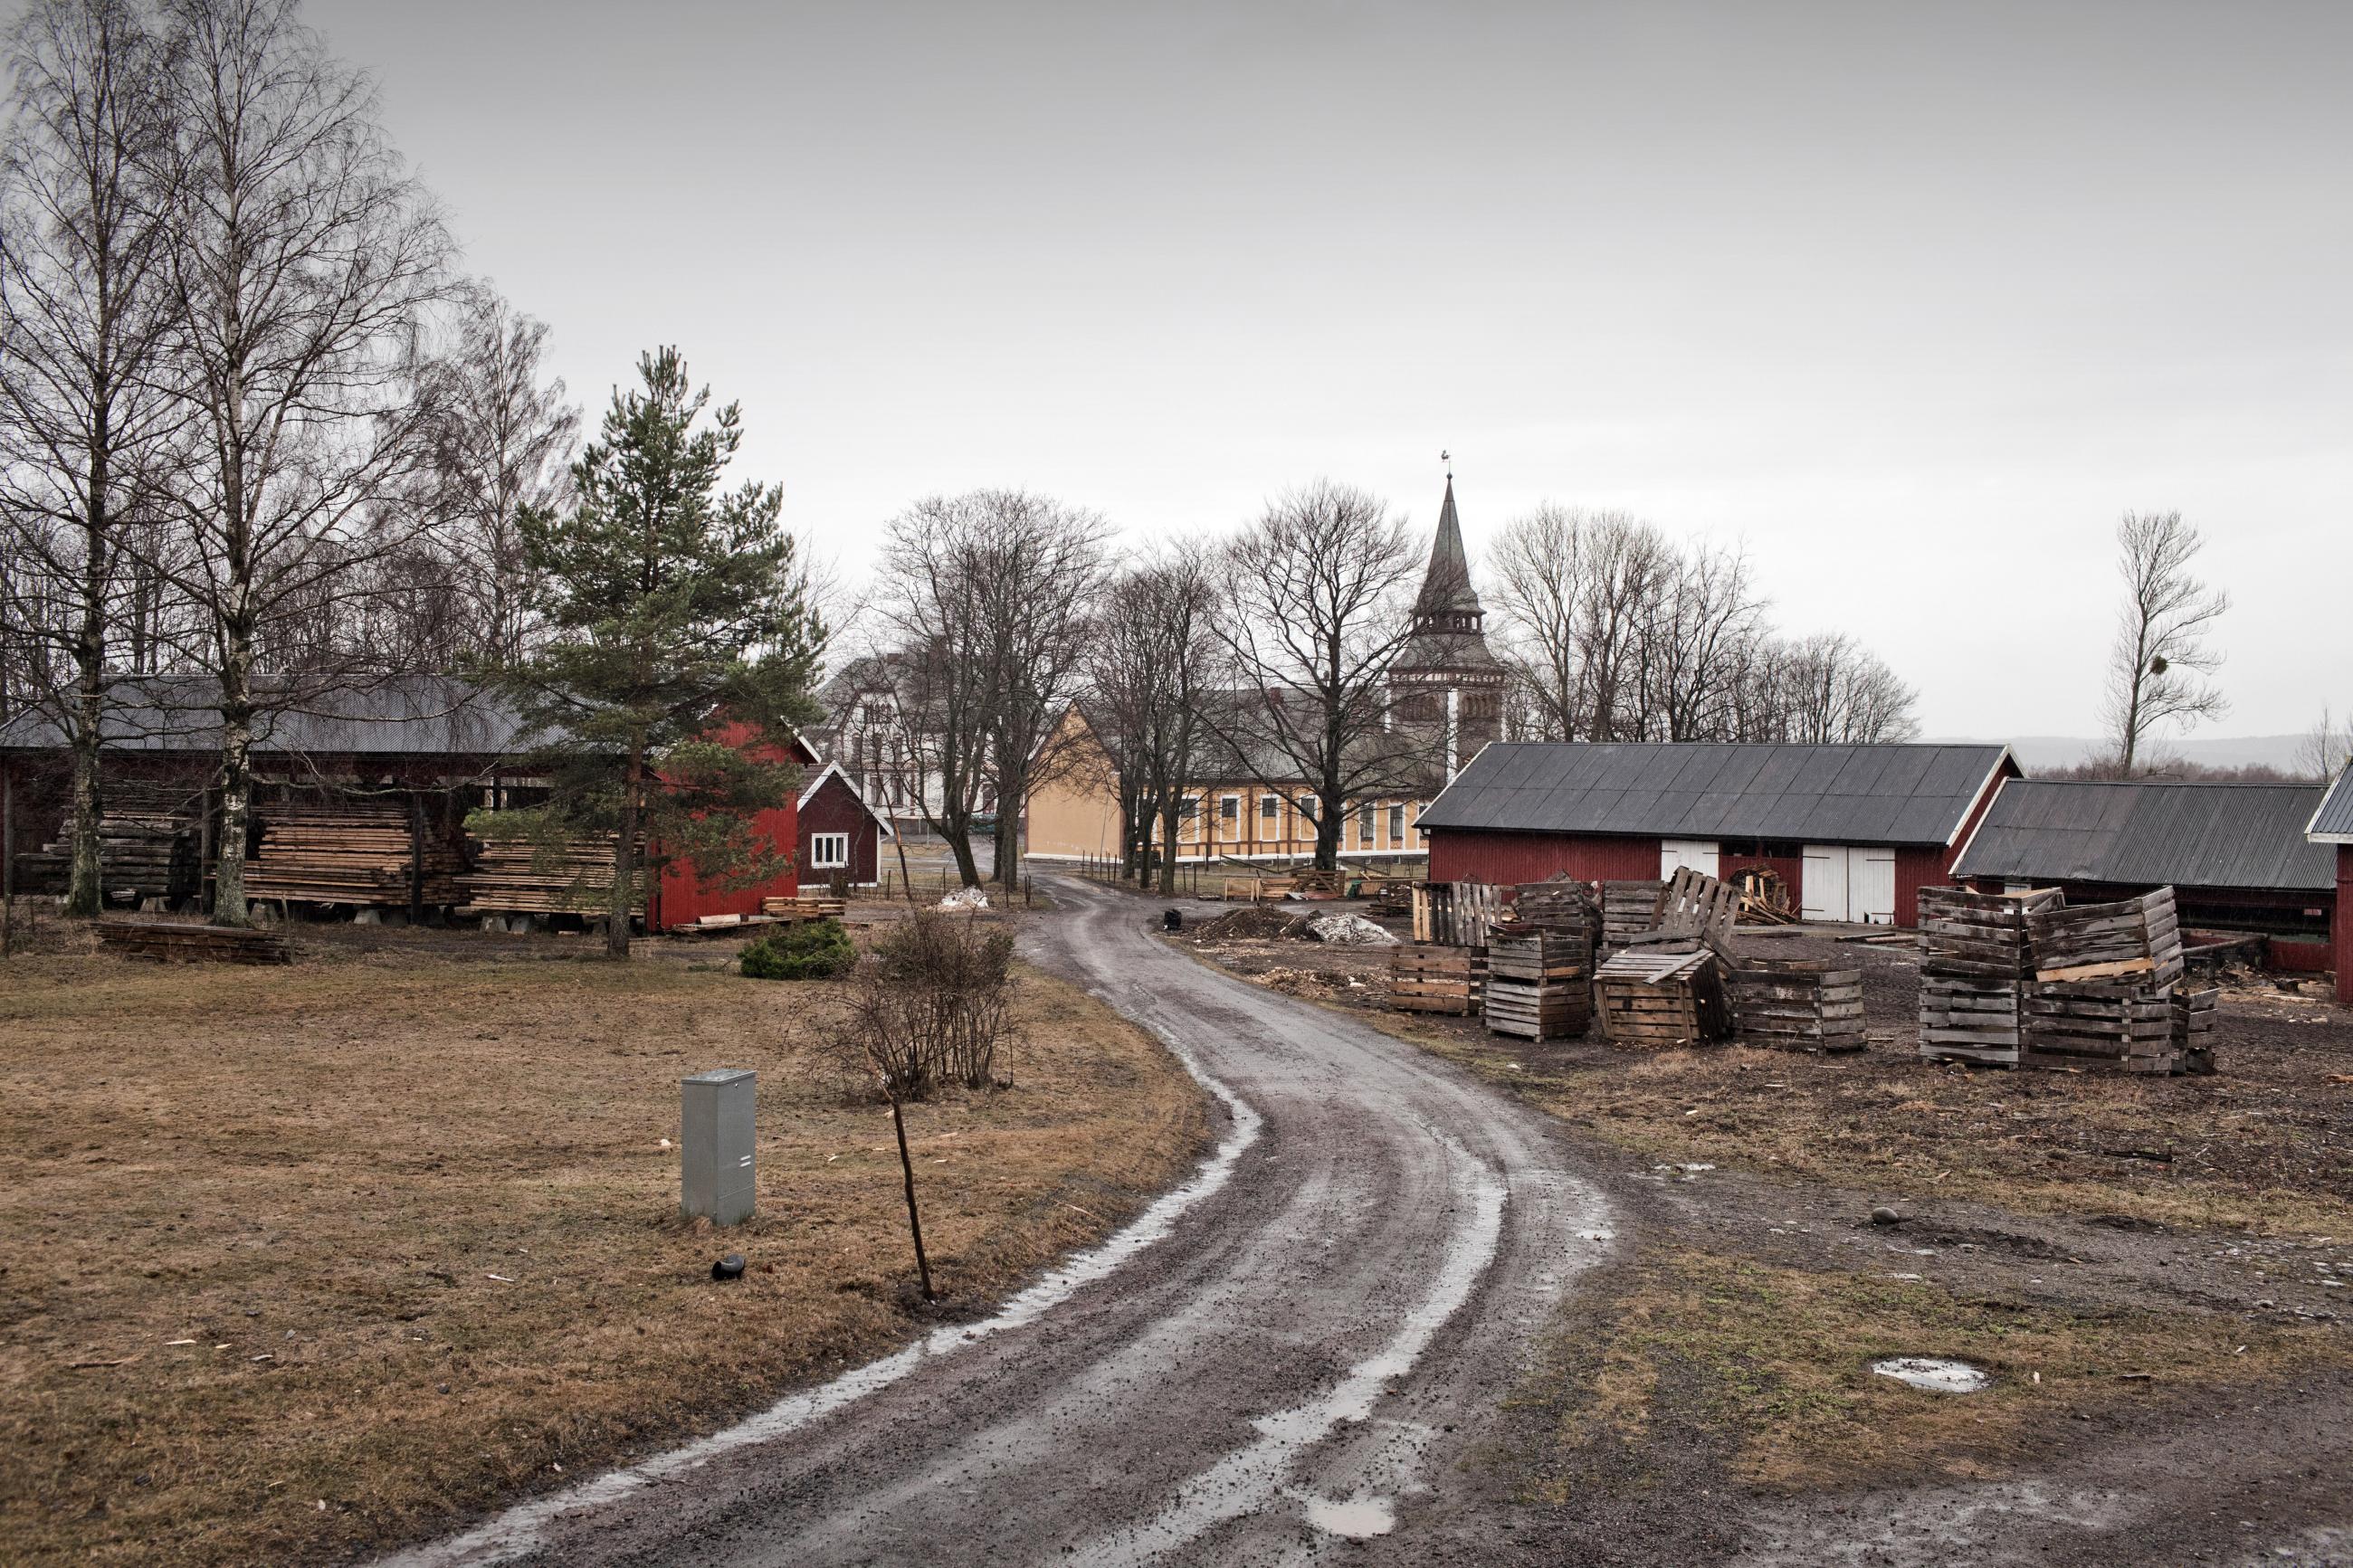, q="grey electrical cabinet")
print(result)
[680,1069,756,1225]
